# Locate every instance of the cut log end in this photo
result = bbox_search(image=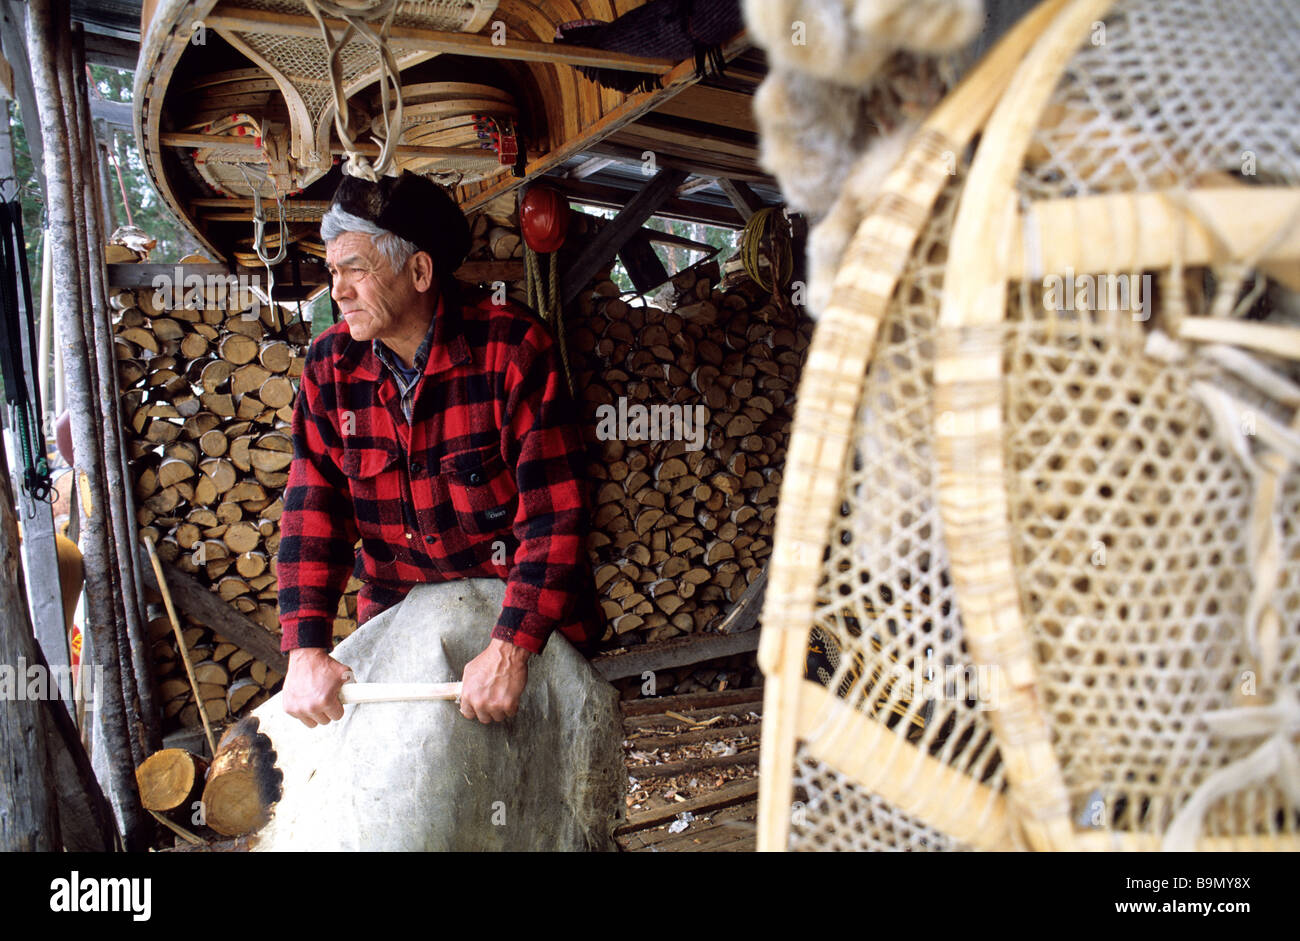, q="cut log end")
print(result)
[135,748,208,812]
[201,716,283,836]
